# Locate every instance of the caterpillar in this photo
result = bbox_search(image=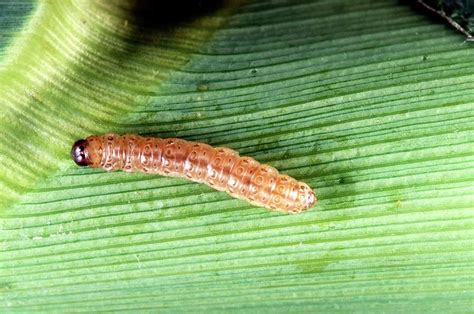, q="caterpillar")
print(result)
[71,134,316,213]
